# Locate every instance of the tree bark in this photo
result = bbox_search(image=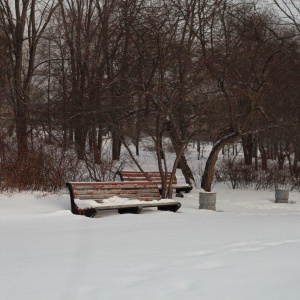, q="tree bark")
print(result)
[166,120,195,184]
[112,129,122,160]
[201,133,239,192]
[242,134,253,166]
[258,142,268,171]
